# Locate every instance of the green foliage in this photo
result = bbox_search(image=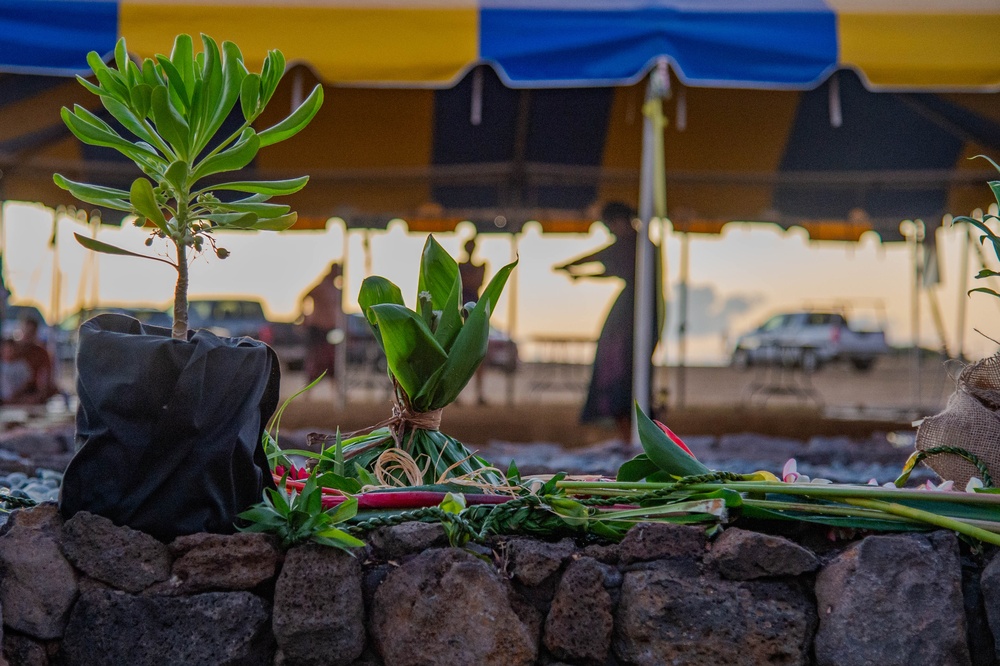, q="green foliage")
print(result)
[54,35,323,337]
[238,472,365,551]
[953,155,1000,298]
[618,404,710,481]
[358,236,516,412]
